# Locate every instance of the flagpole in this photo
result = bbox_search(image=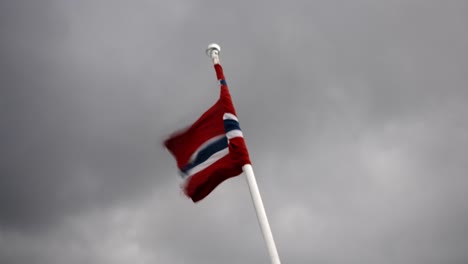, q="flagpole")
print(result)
[206,43,281,264]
